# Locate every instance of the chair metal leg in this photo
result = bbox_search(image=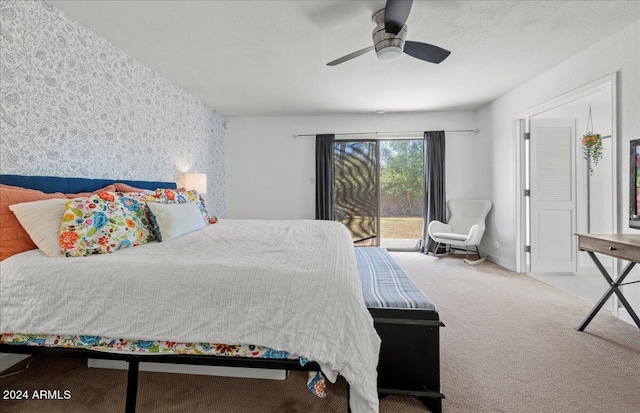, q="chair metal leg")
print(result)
[463,245,487,266]
[432,242,449,257]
